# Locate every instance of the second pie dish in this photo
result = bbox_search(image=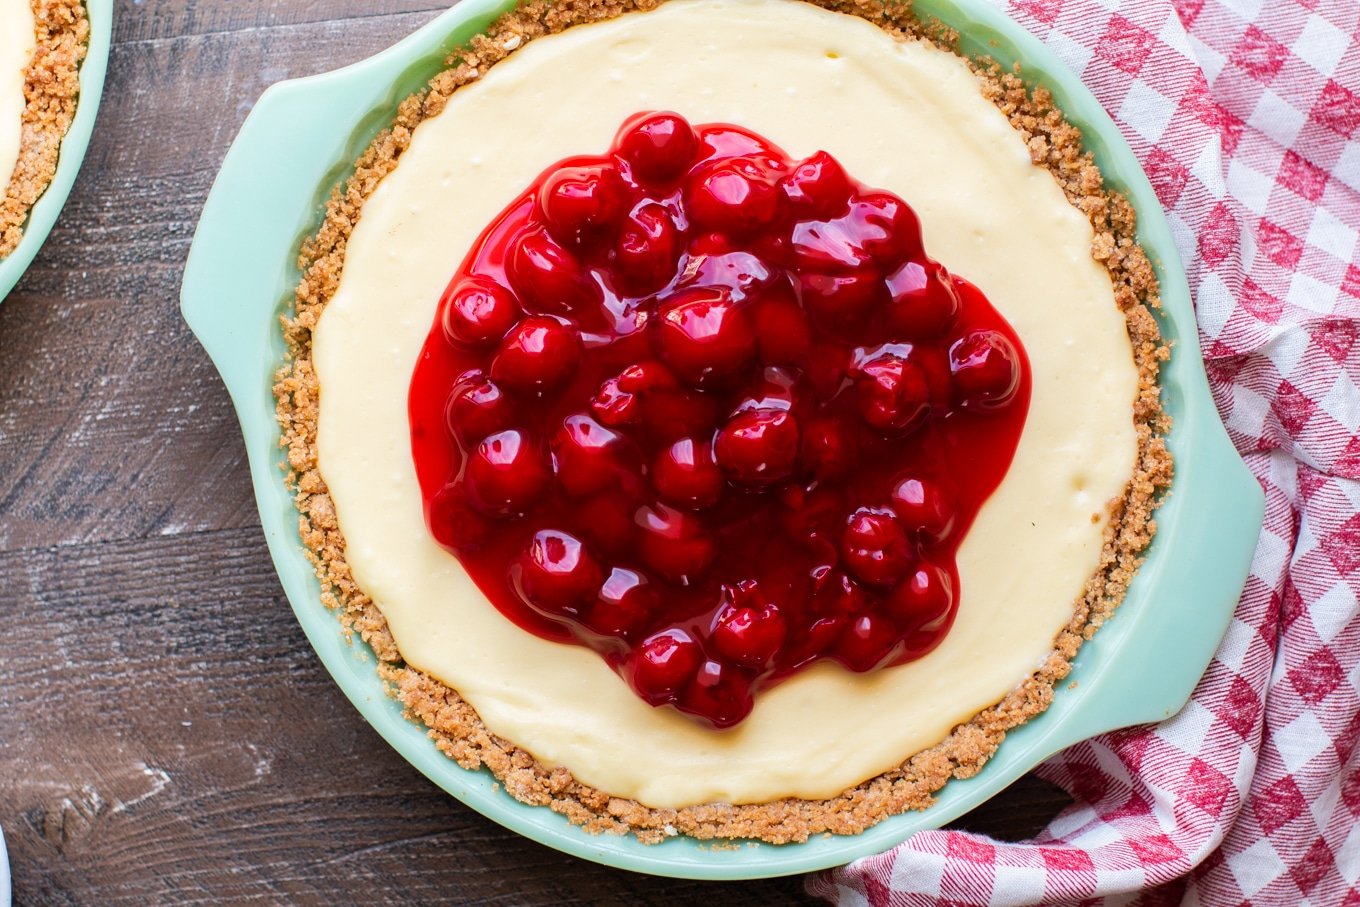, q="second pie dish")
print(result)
[183,0,1262,881]
[0,0,109,301]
